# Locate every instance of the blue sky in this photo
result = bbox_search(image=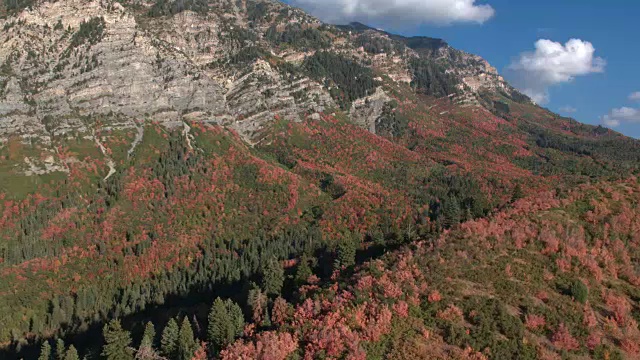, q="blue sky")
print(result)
[285,0,640,138]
